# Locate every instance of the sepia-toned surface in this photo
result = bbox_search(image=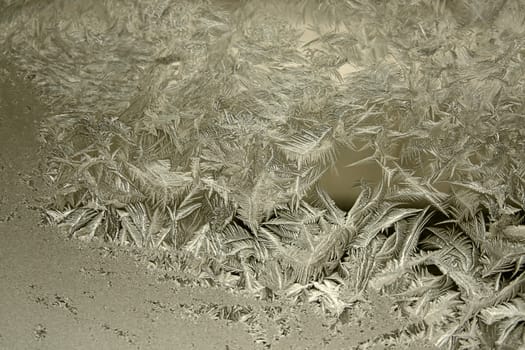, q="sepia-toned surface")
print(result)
[2,0,525,349]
